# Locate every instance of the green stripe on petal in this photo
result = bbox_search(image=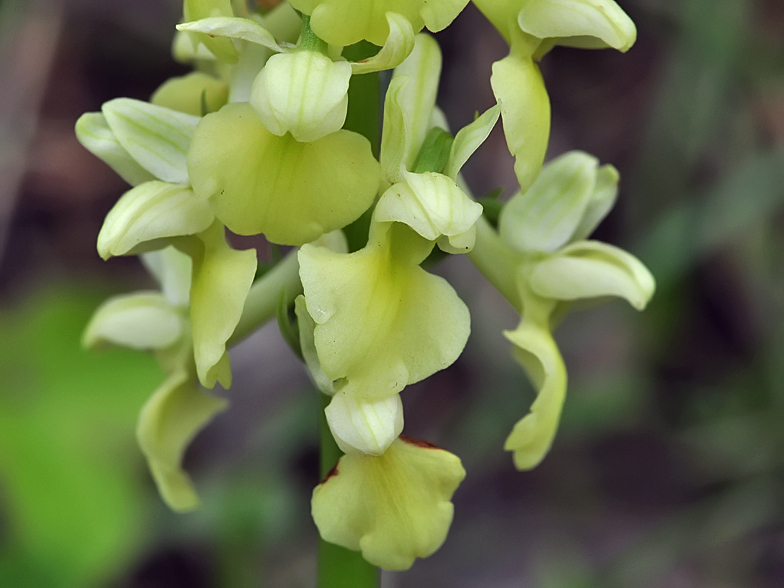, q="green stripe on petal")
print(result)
[490,52,550,193]
[529,240,655,310]
[187,103,380,244]
[187,222,258,388]
[374,171,482,249]
[499,151,599,254]
[250,51,351,142]
[83,291,184,351]
[392,34,442,170]
[298,223,470,399]
[75,112,156,186]
[102,99,200,185]
[137,369,229,512]
[517,0,637,53]
[351,13,415,75]
[176,16,288,53]
[503,320,566,470]
[183,0,240,62]
[97,181,214,260]
[311,436,465,570]
[325,392,404,456]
